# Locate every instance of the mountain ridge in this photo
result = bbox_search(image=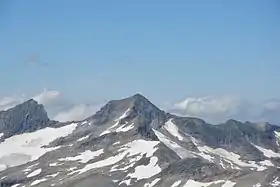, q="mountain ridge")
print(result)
[0,94,280,187]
